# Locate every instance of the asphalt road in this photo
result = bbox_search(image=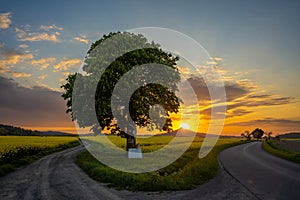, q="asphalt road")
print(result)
[219,141,300,200]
